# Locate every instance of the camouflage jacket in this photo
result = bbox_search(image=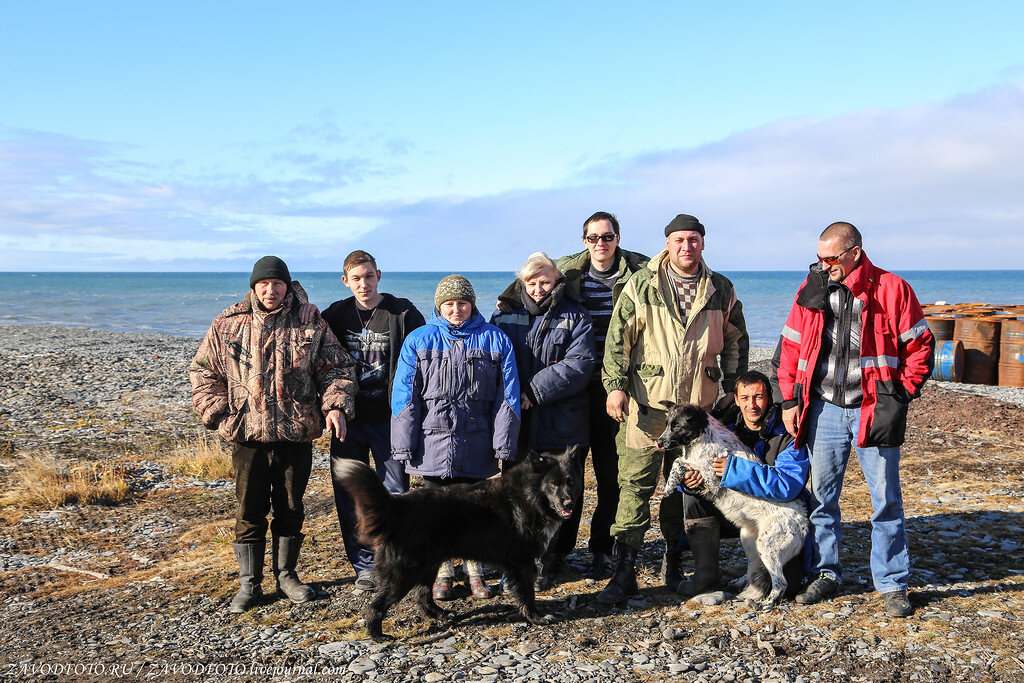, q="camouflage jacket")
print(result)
[602,251,749,411]
[189,291,358,444]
